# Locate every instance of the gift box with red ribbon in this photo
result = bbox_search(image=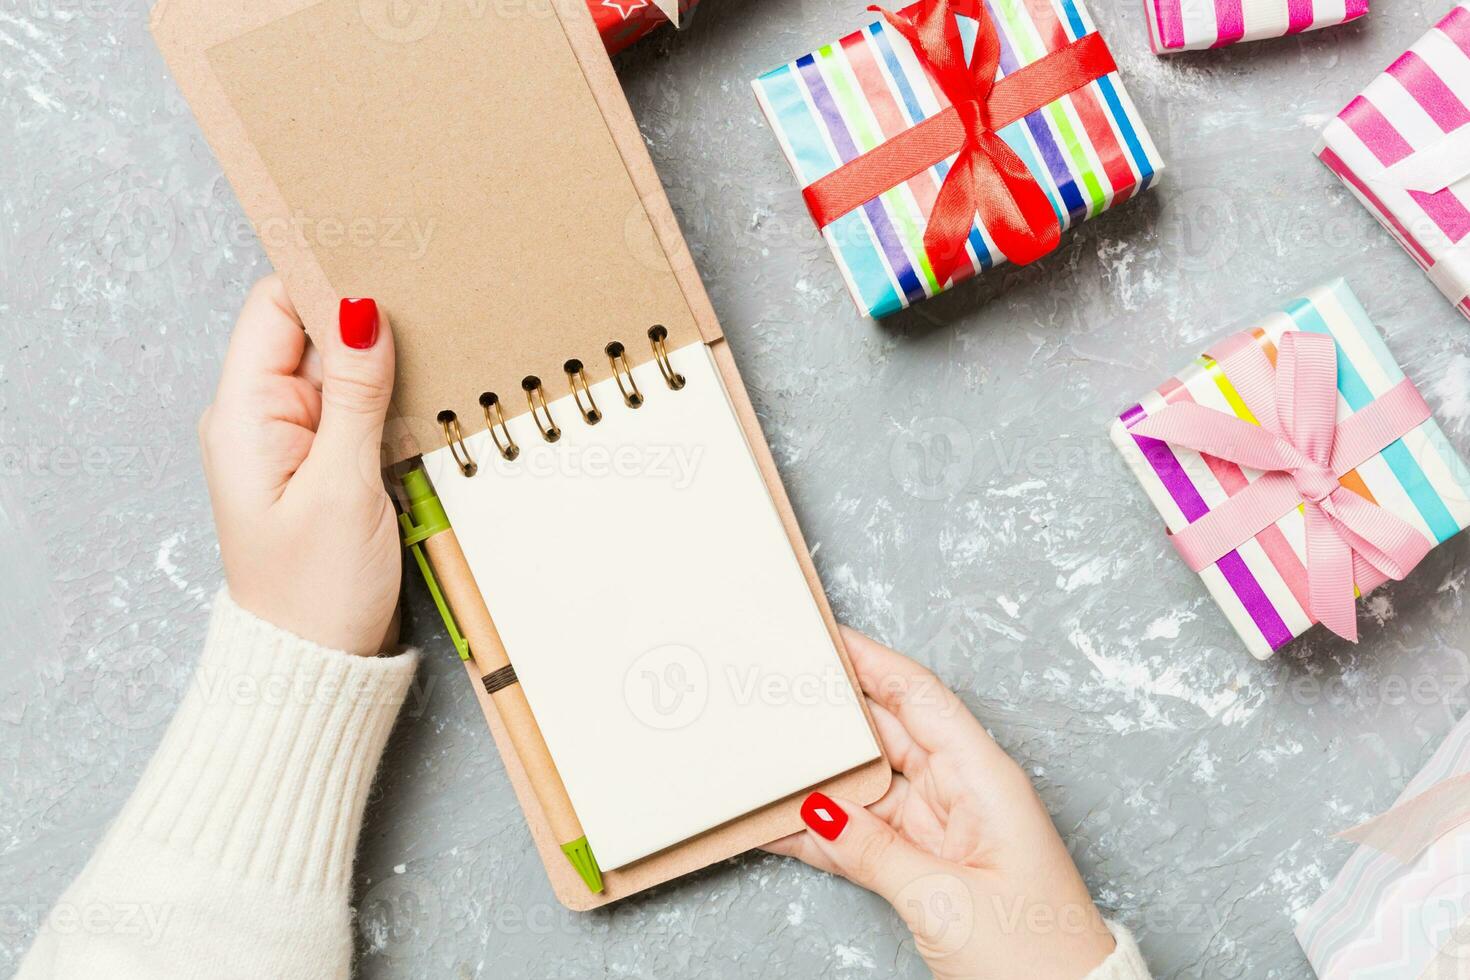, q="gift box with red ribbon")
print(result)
[752,0,1163,318]
[1316,1,1470,321]
[592,0,695,55]
[1110,279,1470,660]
